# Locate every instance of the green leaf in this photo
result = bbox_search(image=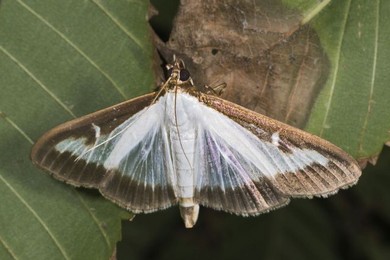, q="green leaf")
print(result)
[307,0,390,159]
[282,0,331,24]
[0,0,153,259]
